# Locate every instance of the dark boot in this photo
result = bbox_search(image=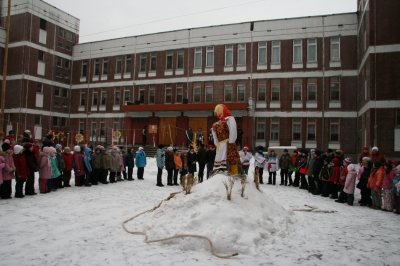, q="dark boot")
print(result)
[268,175,272,184]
